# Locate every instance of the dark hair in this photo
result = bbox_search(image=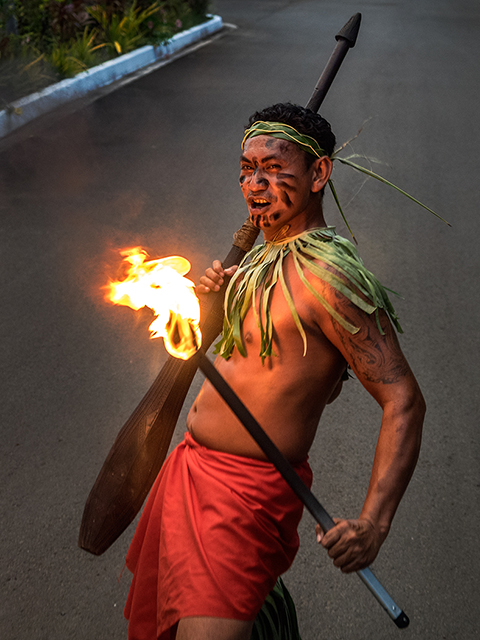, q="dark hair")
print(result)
[246,103,336,166]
